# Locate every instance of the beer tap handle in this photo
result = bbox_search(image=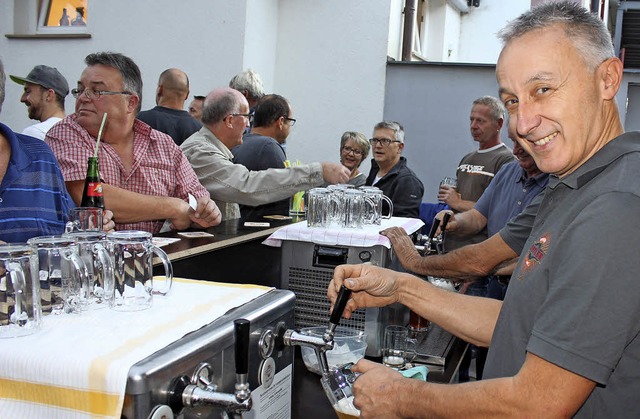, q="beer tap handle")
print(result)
[234,319,250,376]
[325,285,351,343]
[426,218,441,254]
[234,318,252,408]
[438,212,452,254]
[330,285,352,326]
[439,212,451,234]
